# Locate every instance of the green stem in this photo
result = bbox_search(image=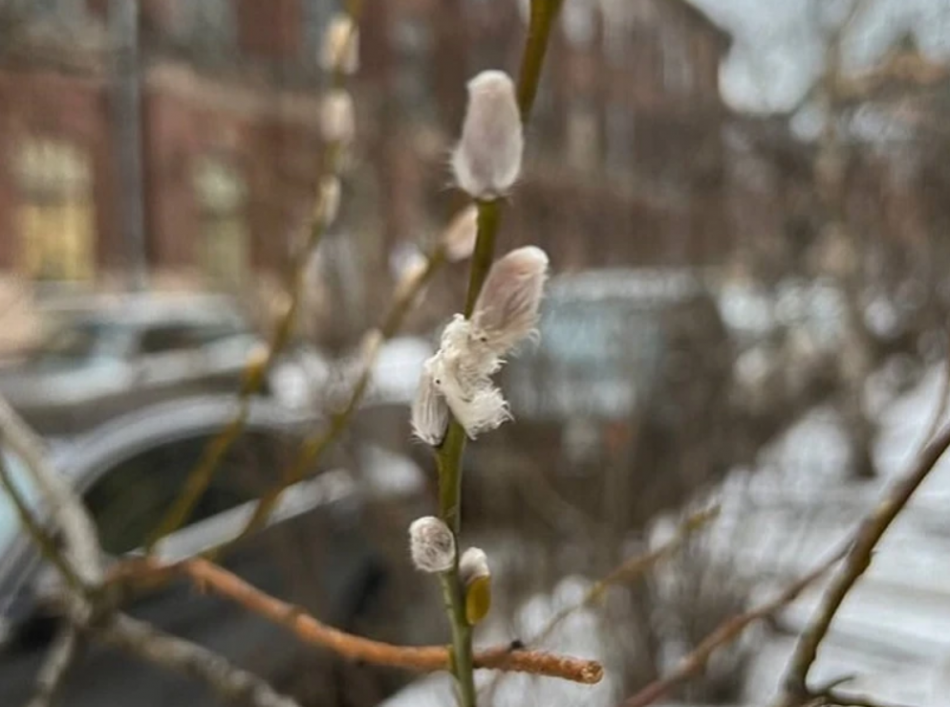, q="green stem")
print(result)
[435,2,562,703]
